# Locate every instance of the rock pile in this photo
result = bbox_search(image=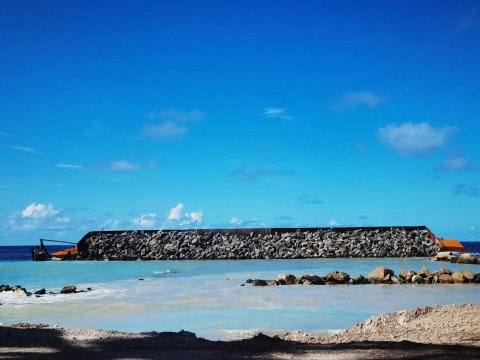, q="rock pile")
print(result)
[0,284,91,298]
[431,251,479,264]
[246,266,480,286]
[78,228,439,261]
